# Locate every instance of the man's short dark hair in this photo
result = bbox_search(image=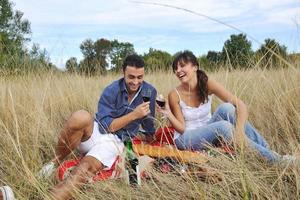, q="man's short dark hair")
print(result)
[122,54,145,71]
